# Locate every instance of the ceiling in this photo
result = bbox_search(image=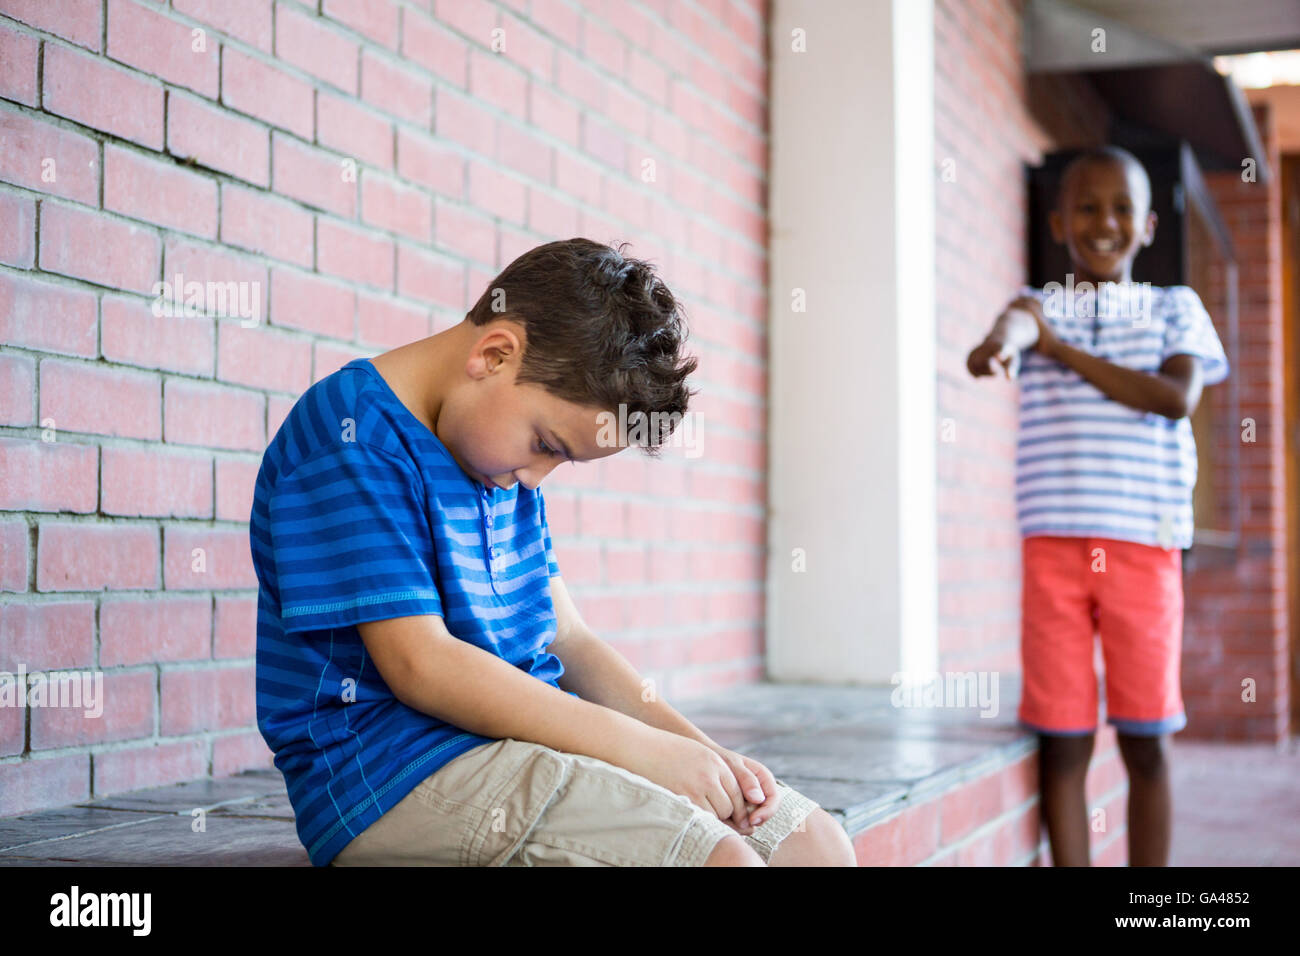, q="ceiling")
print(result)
[1067,0,1300,55]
